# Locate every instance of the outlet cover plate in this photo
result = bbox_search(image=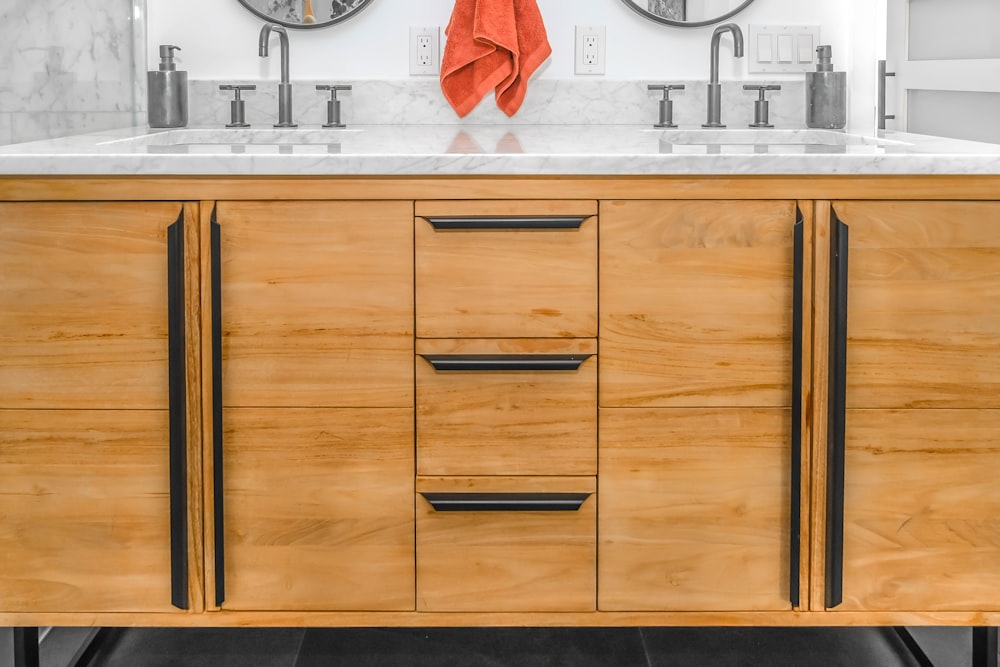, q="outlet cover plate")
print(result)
[575,25,606,75]
[409,26,440,76]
